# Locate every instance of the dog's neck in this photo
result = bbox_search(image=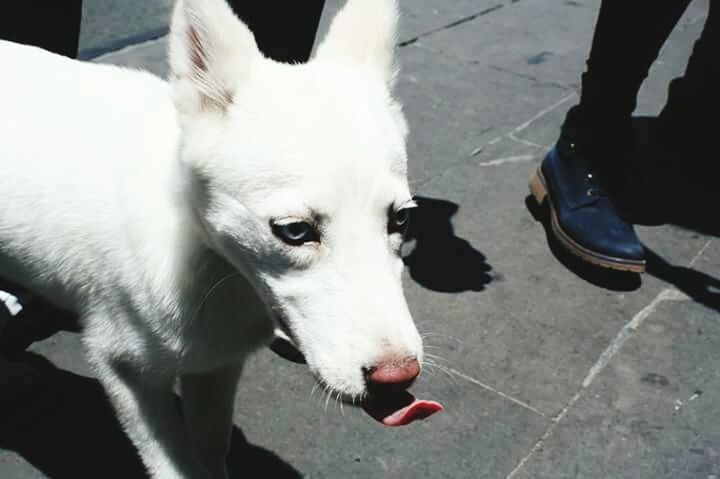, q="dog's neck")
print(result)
[119,146,235,321]
[170,170,240,320]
